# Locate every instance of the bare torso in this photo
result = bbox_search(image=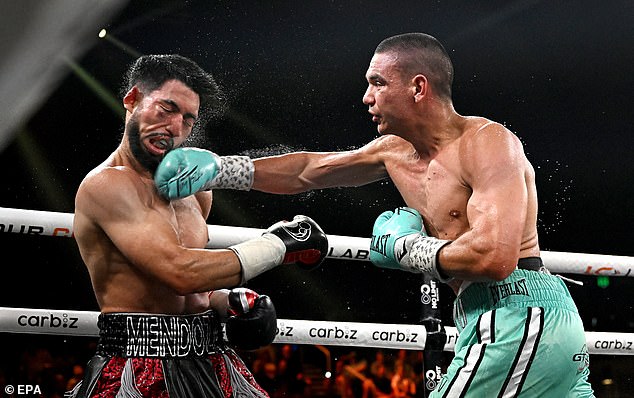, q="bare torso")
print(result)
[252,115,541,293]
[74,155,213,314]
[380,117,540,292]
